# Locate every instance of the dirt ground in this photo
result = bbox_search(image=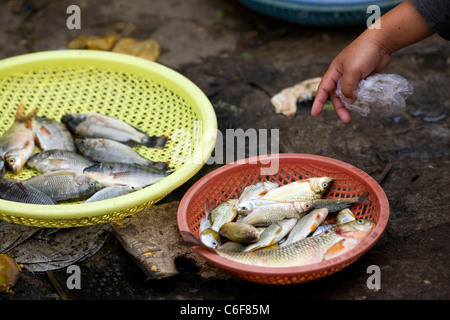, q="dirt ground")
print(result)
[0,0,449,302]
